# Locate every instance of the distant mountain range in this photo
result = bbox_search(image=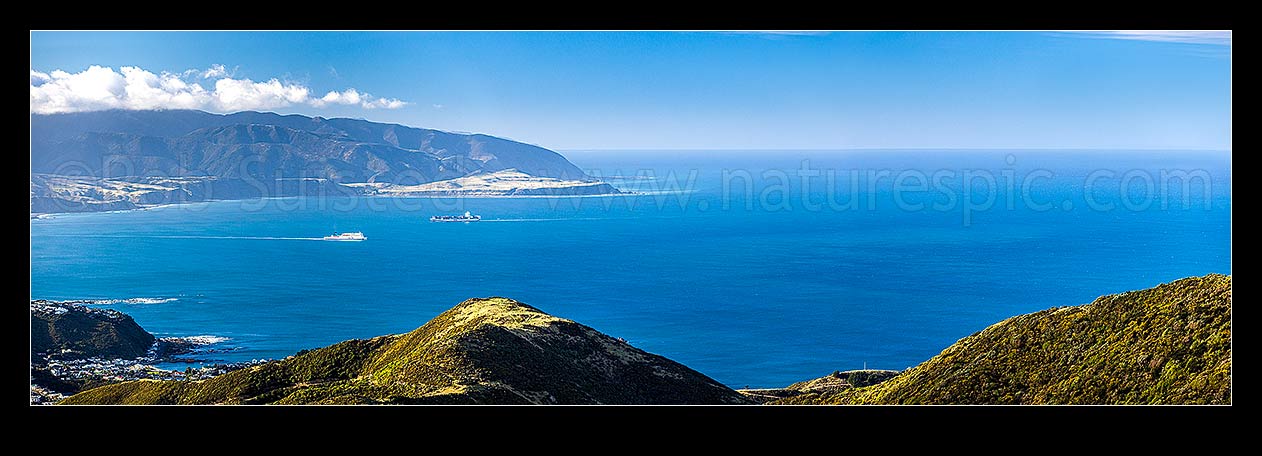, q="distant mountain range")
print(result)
[30,110,619,213]
[31,109,588,181]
